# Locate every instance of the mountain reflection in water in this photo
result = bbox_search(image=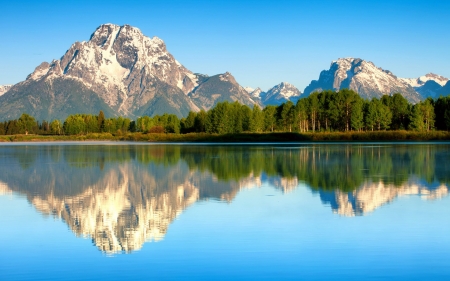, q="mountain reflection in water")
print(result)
[0,143,449,253]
